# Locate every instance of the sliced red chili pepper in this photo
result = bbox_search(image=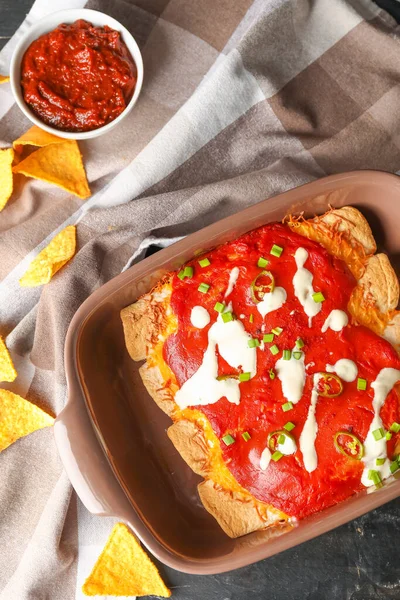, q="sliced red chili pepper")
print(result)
[317,372,343,397]
[251,270,275,303]
[334,431,364,460]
